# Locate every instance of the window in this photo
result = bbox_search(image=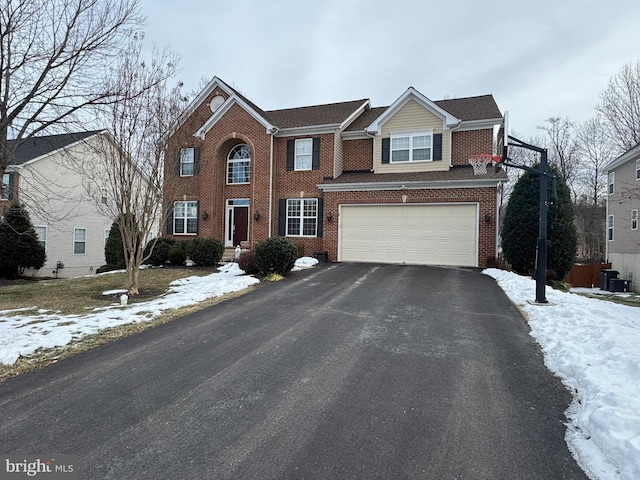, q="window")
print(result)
[180,148,195,176]
[173,200,198,234]
[100,188,108,205]
[295,139,313,171]
[1,173,12,200]
[34,226,47,250]
[636,159,640,180]
[608,172,615,195]
[227,144,251,184]
[104,229,110,246]
[633,209,638,231]
[608,215,614,241]
[74,228,87,254]
[391,132,432,162]
[287,199,318,236]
